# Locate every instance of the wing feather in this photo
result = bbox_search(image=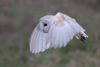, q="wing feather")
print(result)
[29,25,49,53]
[48,21,75,48]
[62,12,88,39]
